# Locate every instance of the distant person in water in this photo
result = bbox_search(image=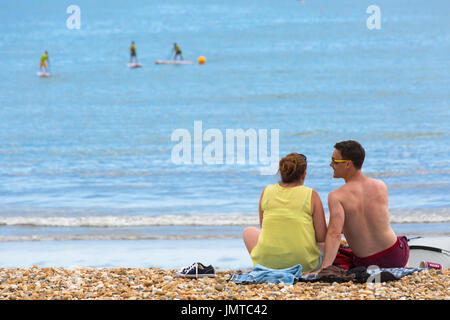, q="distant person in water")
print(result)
[172,43,183,60]
[243,152,327,273]
[130,41,138,64]
[40,51,49,72]
[314,140,409,272]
